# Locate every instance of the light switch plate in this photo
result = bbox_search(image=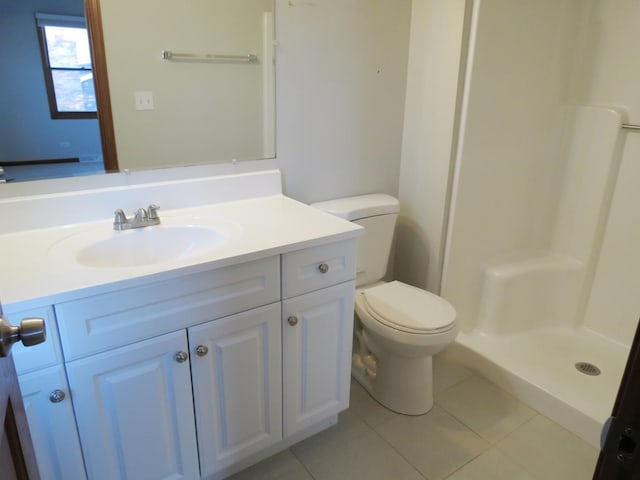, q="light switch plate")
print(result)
[134,91,154,110]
